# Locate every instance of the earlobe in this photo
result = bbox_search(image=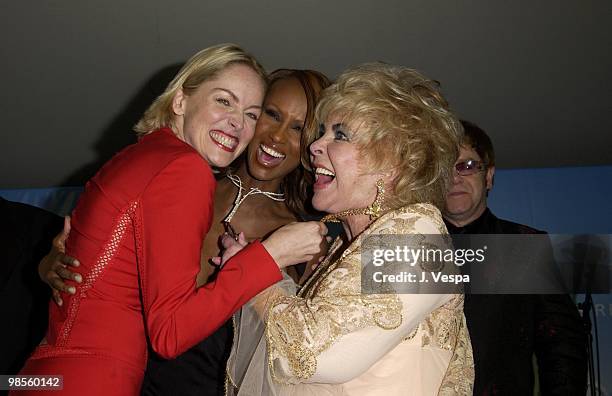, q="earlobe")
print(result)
[172,89,186,116]
[486,166,495,191]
